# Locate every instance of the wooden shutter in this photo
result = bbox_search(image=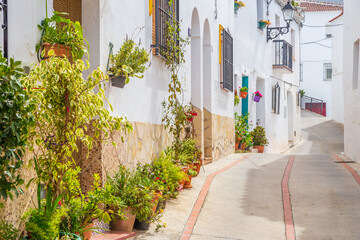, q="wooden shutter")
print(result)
[53,0,82,23]
[272,83,280,114]
[222,29,233,92]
